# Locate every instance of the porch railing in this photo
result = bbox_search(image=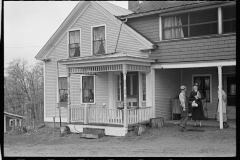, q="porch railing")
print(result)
[127,107,152,125]
[70,106,85,122]
[89,107,123,124]
[69,105,152,126]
